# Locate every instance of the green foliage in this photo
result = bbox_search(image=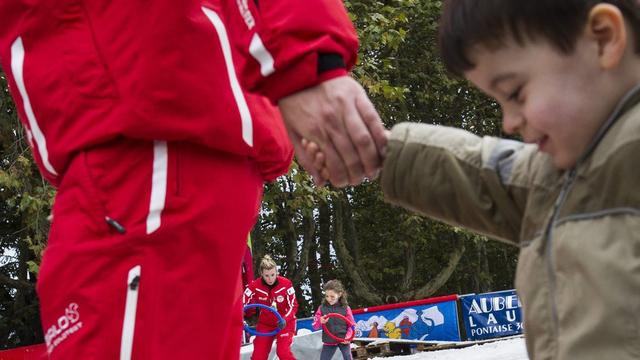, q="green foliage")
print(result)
[254,0,518,316]
[0,72,53,268]
[0,70,51,348]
